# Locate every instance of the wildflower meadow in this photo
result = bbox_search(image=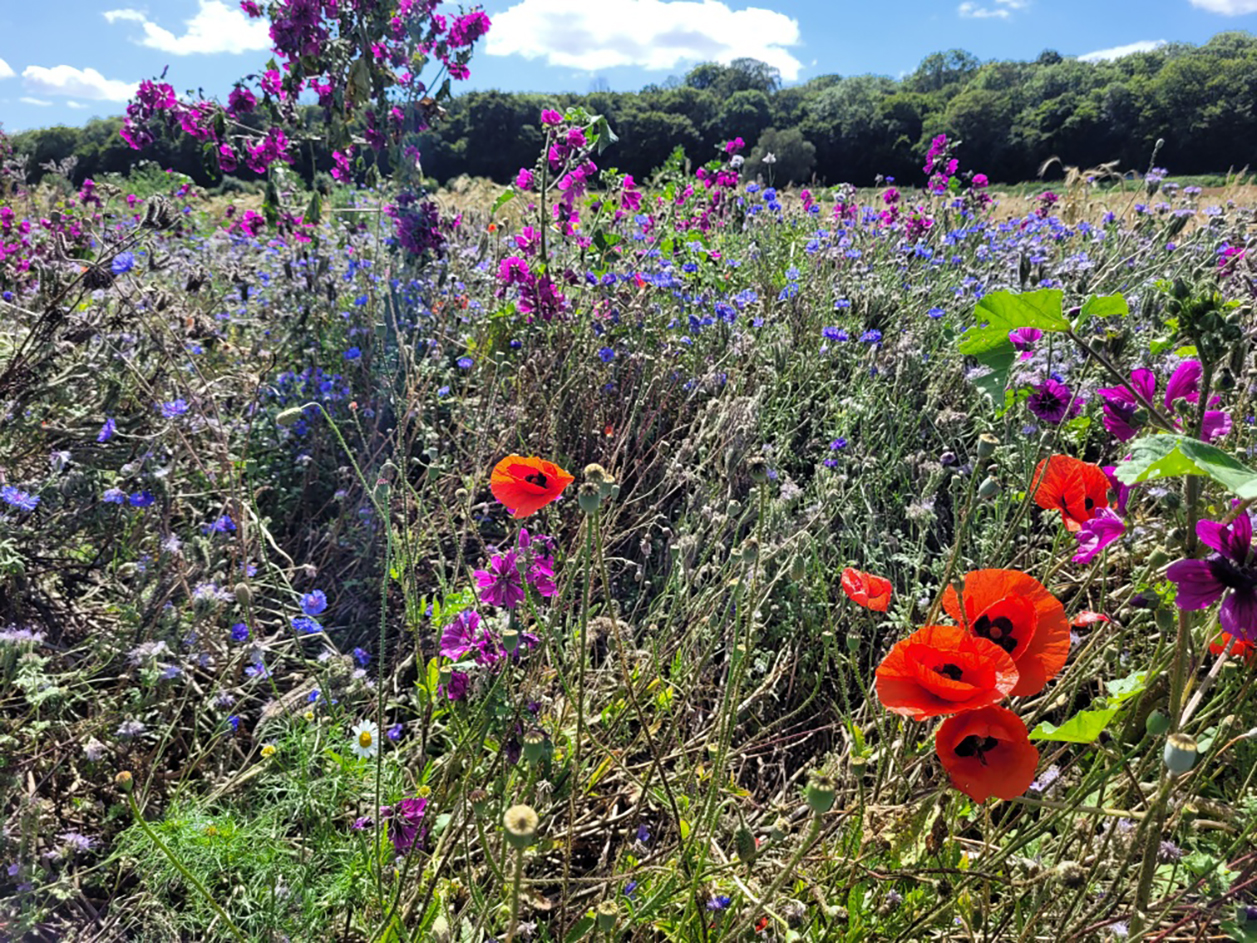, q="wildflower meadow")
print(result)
[2,3,1257,941]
